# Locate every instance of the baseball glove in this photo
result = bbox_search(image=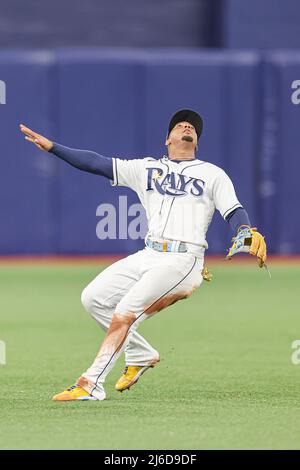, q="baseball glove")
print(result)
[226,225,267,268]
